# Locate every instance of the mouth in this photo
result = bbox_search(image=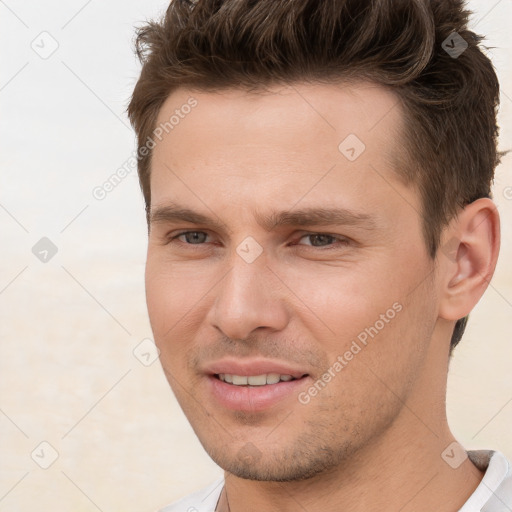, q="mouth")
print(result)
[204,361,310,412]
[215,373,305,386]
